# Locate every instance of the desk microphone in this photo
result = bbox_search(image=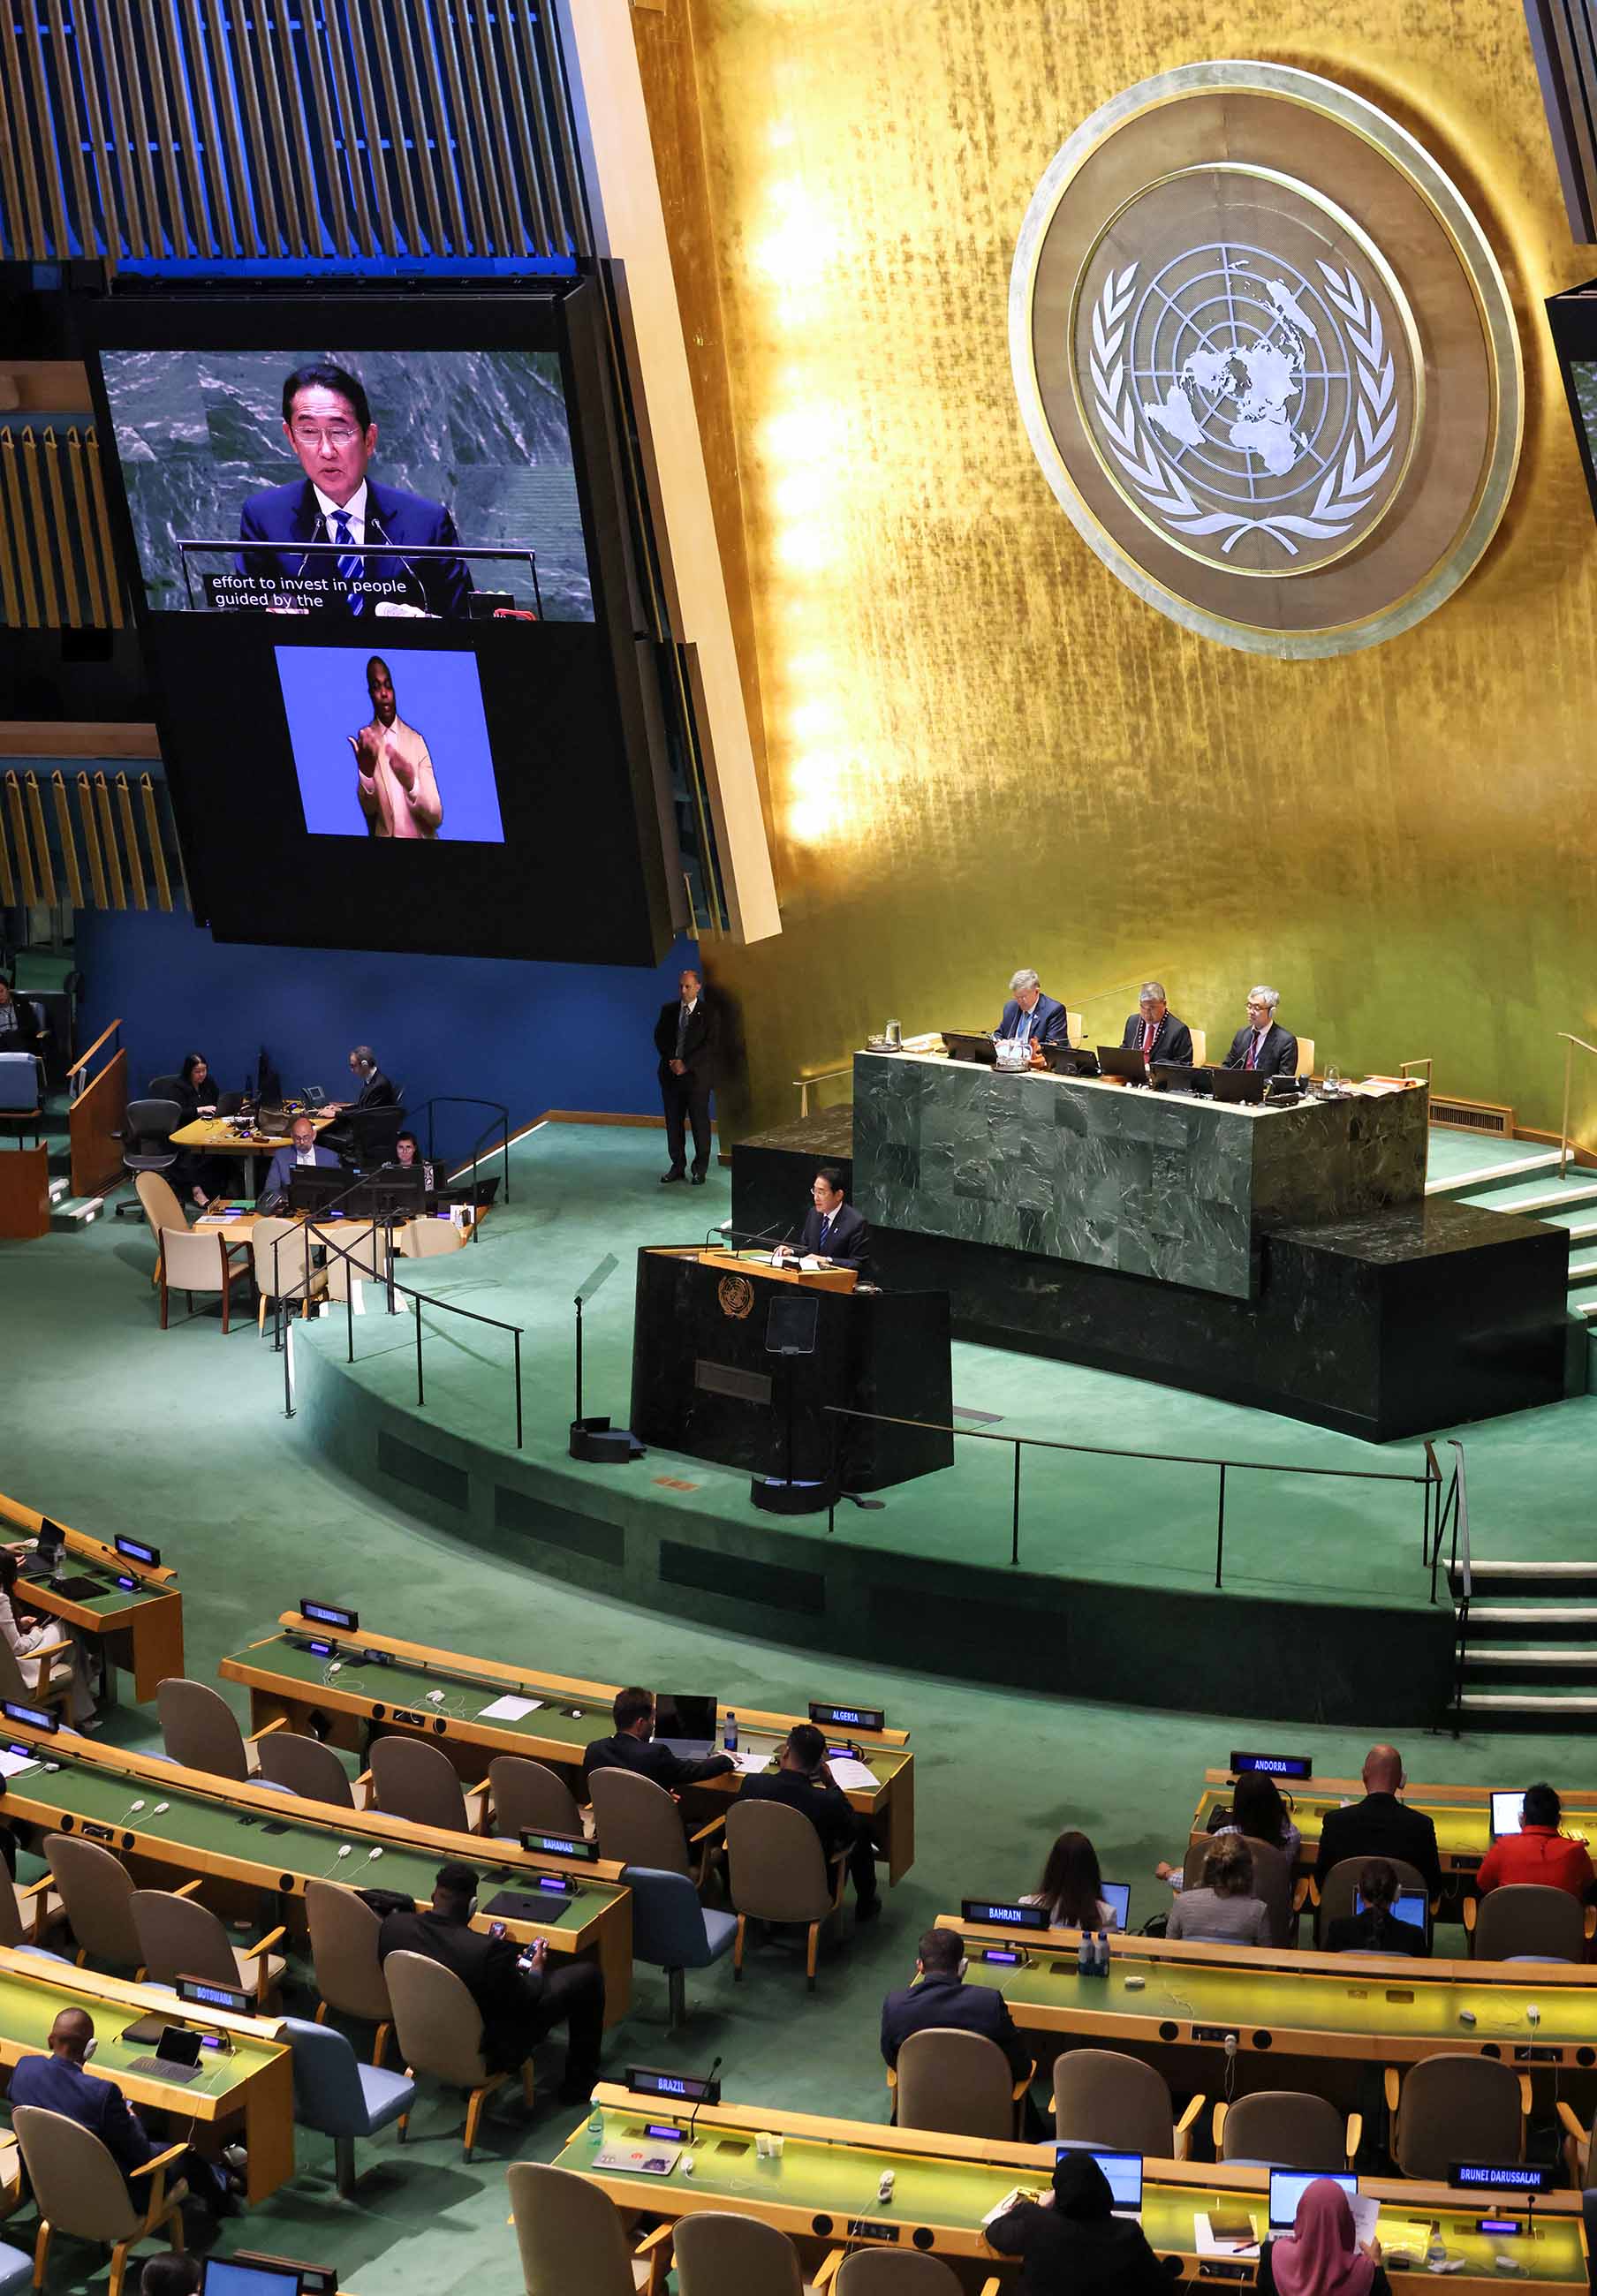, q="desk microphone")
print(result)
[714,1221,793,1252]
[686,2056,723,2143]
